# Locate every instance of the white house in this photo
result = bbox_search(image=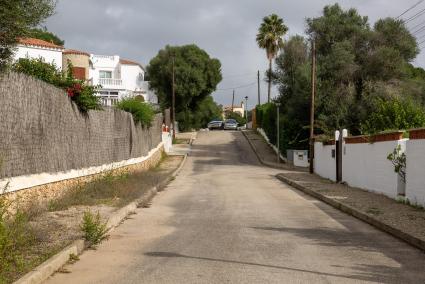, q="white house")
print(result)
[223,101,246,117]
[89,54,158,106]
[14,38,64,69]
